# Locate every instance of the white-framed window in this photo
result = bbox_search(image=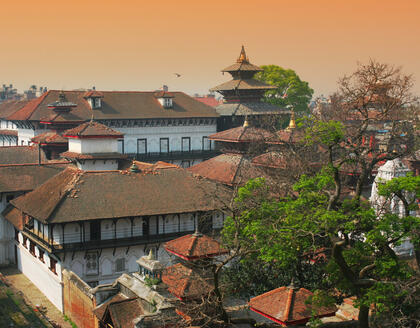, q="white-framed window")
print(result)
[93,98,101,108]
[163,98,172,108]
[202,136,211,151]
[118,139,124,154]
[181,137,190,152]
